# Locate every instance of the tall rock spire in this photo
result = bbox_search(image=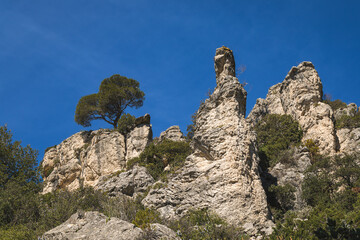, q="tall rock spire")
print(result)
[143,47,274,236]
